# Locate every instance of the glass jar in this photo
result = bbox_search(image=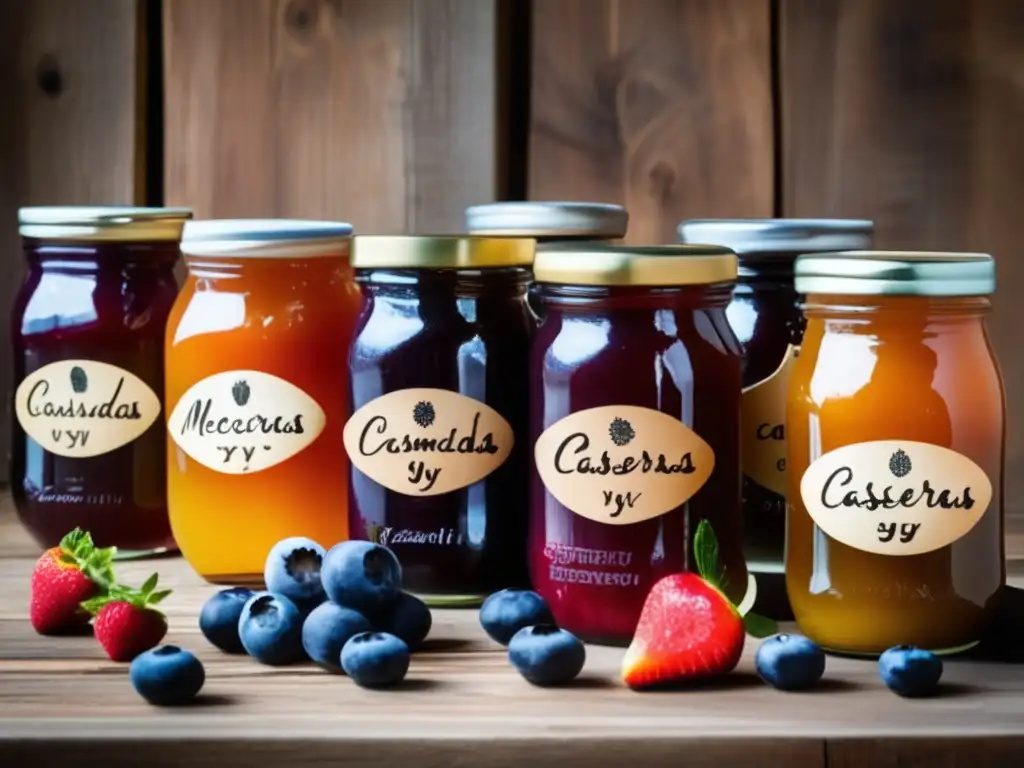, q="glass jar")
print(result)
[166,220,359,584]
[787,251,1004,655]
[678,218,873,617]
[345,236,536,607]
[530,244,747,645]
[10,206,191,554]
[465,202,628,319]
